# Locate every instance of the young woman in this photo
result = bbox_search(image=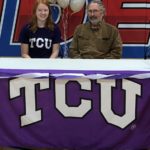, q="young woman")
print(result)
[19,0,61,58]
